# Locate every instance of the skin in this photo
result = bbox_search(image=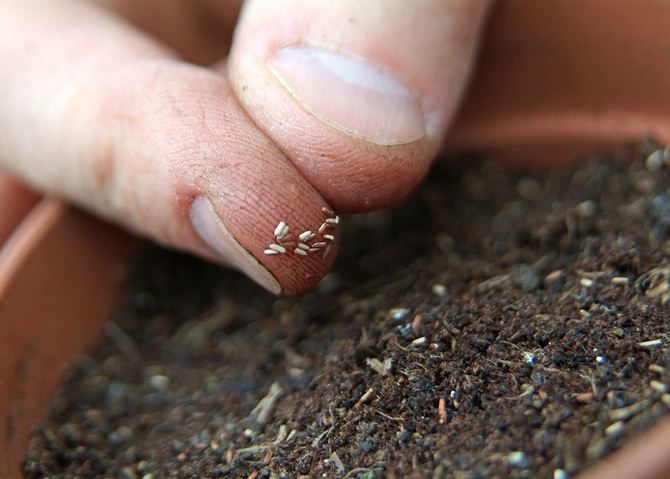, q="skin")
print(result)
[0,0,490,294]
